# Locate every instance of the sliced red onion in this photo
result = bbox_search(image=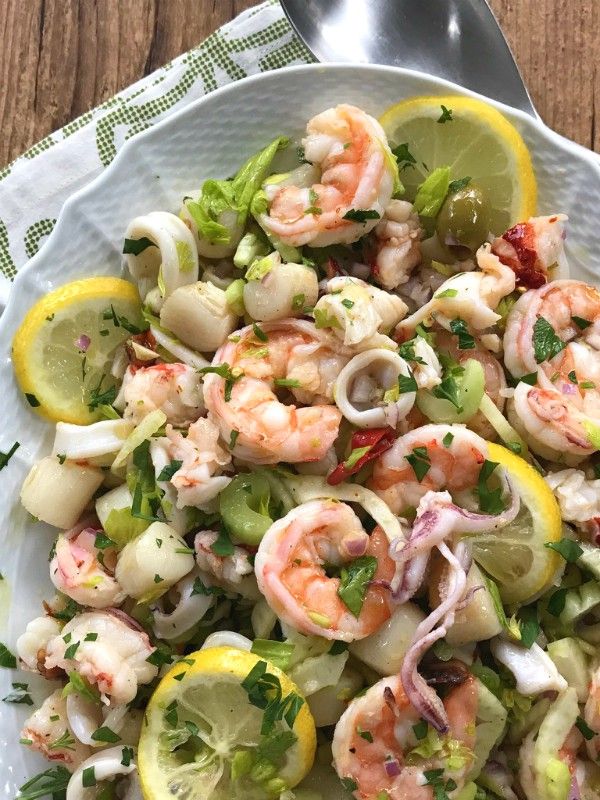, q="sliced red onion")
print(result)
[384,758,401,777]
[342,532,369,558]
[569,774,581,800]
[400,540,469,733]
[75,334,91,352]
[560,382,578,396]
